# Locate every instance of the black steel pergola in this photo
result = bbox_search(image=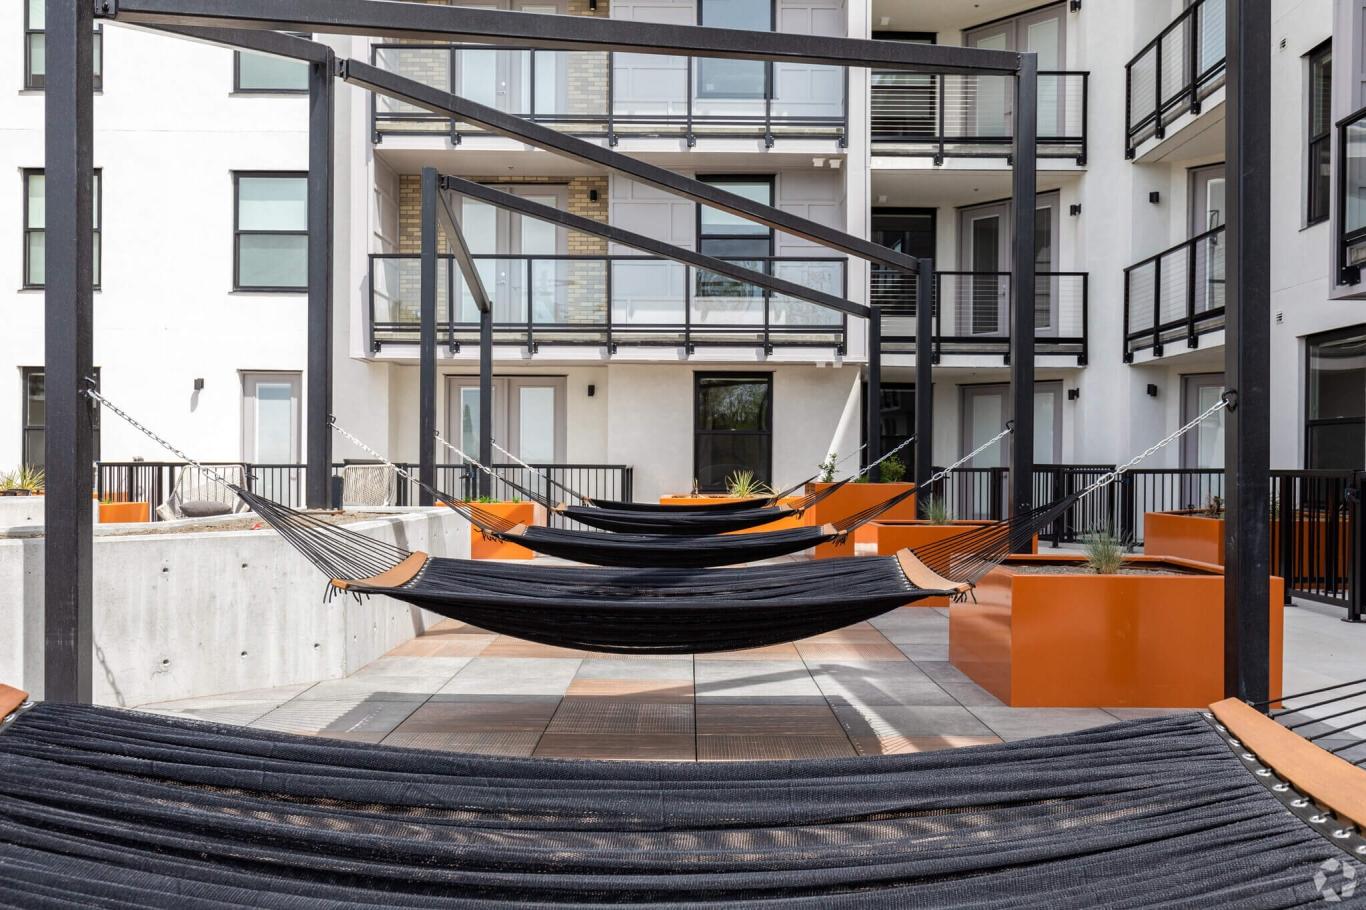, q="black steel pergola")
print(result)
[40,0,1266,711]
